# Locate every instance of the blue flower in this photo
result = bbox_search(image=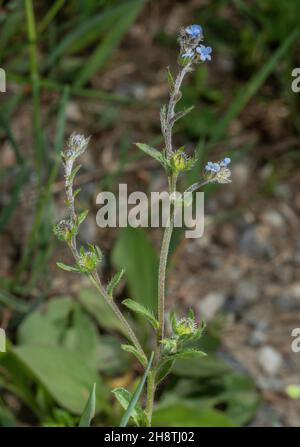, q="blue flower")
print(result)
[185,24,203,39]
[196,45,212,62]
[205,161,220,173]
[182,49,194,58]
[220,157,231,167]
